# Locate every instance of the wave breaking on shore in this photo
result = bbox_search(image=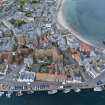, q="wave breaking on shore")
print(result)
[56,0,94,47]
